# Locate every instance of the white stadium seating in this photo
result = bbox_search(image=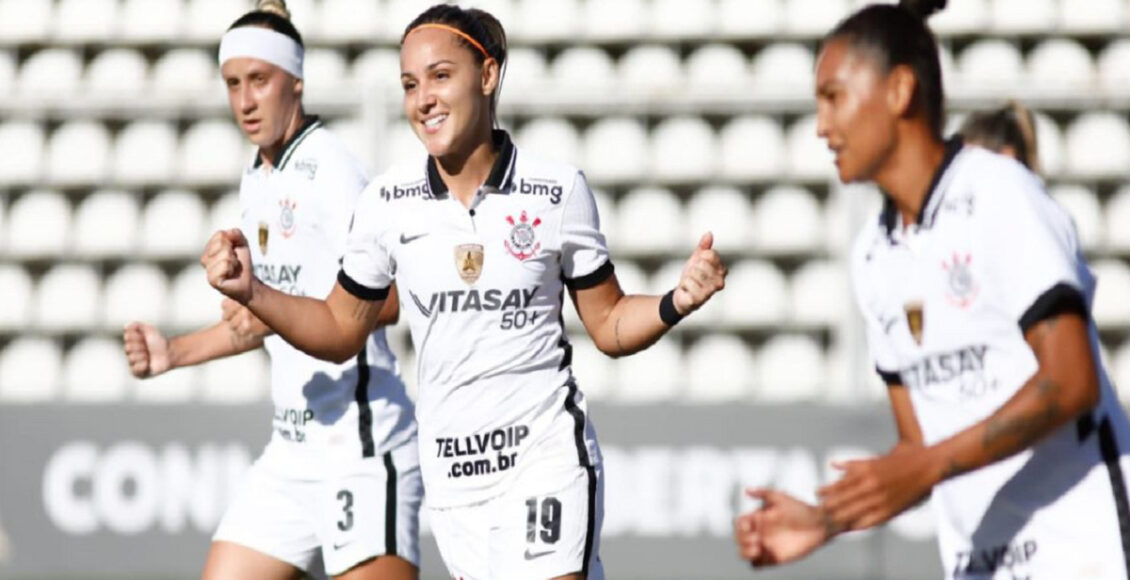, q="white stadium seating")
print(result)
[178,120,248,184]
[86,48,149,97]
[931,0,989,34]
[53,0,117,43]
[516,117,580,166]
[515,0,579,42]
[1092,260,1130,328]
[0,338,63,403]
[201,349,269,403]
[719,116,786,180]
[684,186,753,252]
[650,116,717,181]
[568,337,614,401]
[152,49,217,97]
[170,263,221,330]
[752,186,824,255]
[0,264,33,331]
[785,0,849,35]
[119,0,183,42]
[1059,0,1125,33]
[684,334,756,403]
[1098,40,1130,97]
[0,50,15,97]
[35,264,102,332]
[1026,39,1095,96]
[1064,113,1130,178]
[786,115,834,179]
[114,121,179,185]
[63,337,130,402]
[501,47,549,98]
[991,0,1056,33]
[618,45,683,93]
[1033,113,1065,177]
[72,190,140,258]
[722,260,789,327]
[352,48,403,93]
[957,40,1024,97]
[18,49,83,98]
[616,338,682,403]
[184,0,246,42]
[141,189,208,258]
[318,0,382,42]
[790,260,850,326]
[583,117,649,183]
[0,121,45,185]
[1048,184,1103,252]
[717,0,781,38]
[751,43,815,99]
[46,122,112,186]
[756,334,825,402]
[302,48,349,99]
[0,0,52,43]
[649,0,713,39]
[550,46,616,95]
[616,187,683,254]
[685,44,750,95]
[103,263,170,329]
[1106,186,1130,252]
[208,191,242,234]
[6,190,70,258]
[583,0,645,41]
